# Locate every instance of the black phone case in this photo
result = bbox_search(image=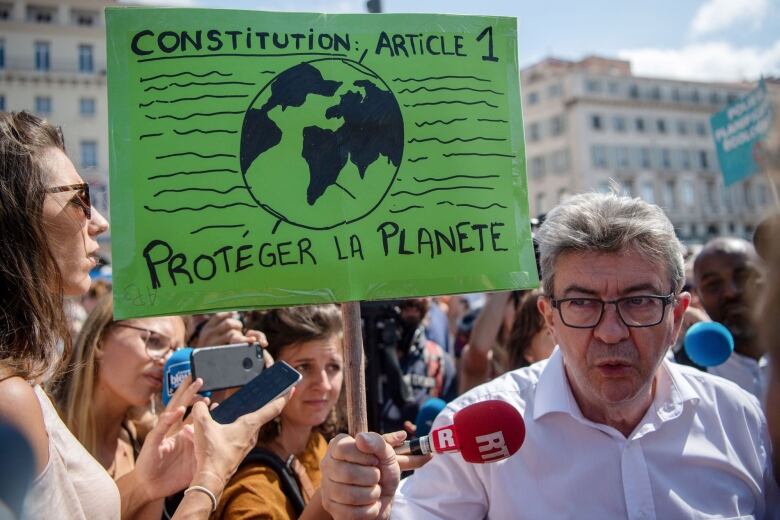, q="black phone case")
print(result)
[210,361,302,424]
[190,342,265,392]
